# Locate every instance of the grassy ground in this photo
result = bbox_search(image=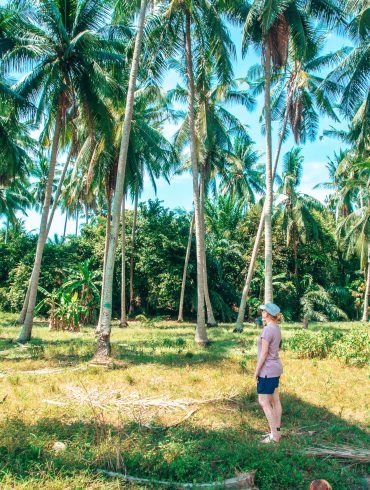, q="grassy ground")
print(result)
[0,313,368,489]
